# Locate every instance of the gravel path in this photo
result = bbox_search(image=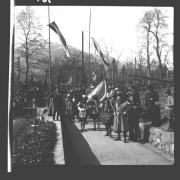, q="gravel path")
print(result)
[72,120,173,165]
